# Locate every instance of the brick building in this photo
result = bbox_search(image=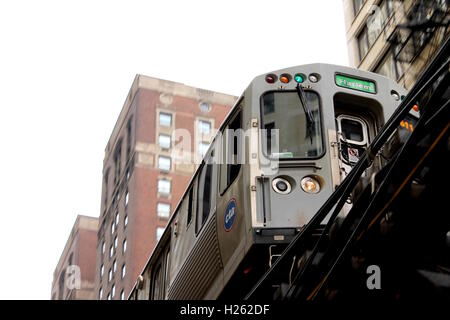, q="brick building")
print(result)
[51,215,98,300]
[95,75,236,300]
